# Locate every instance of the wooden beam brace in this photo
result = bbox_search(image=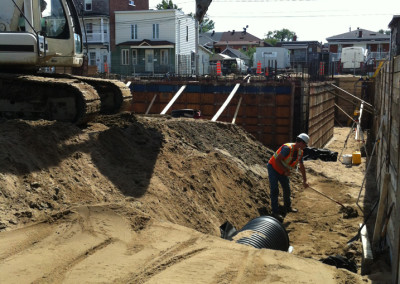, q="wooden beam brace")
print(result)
[212,83,240,122]
[160,85,187,115]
